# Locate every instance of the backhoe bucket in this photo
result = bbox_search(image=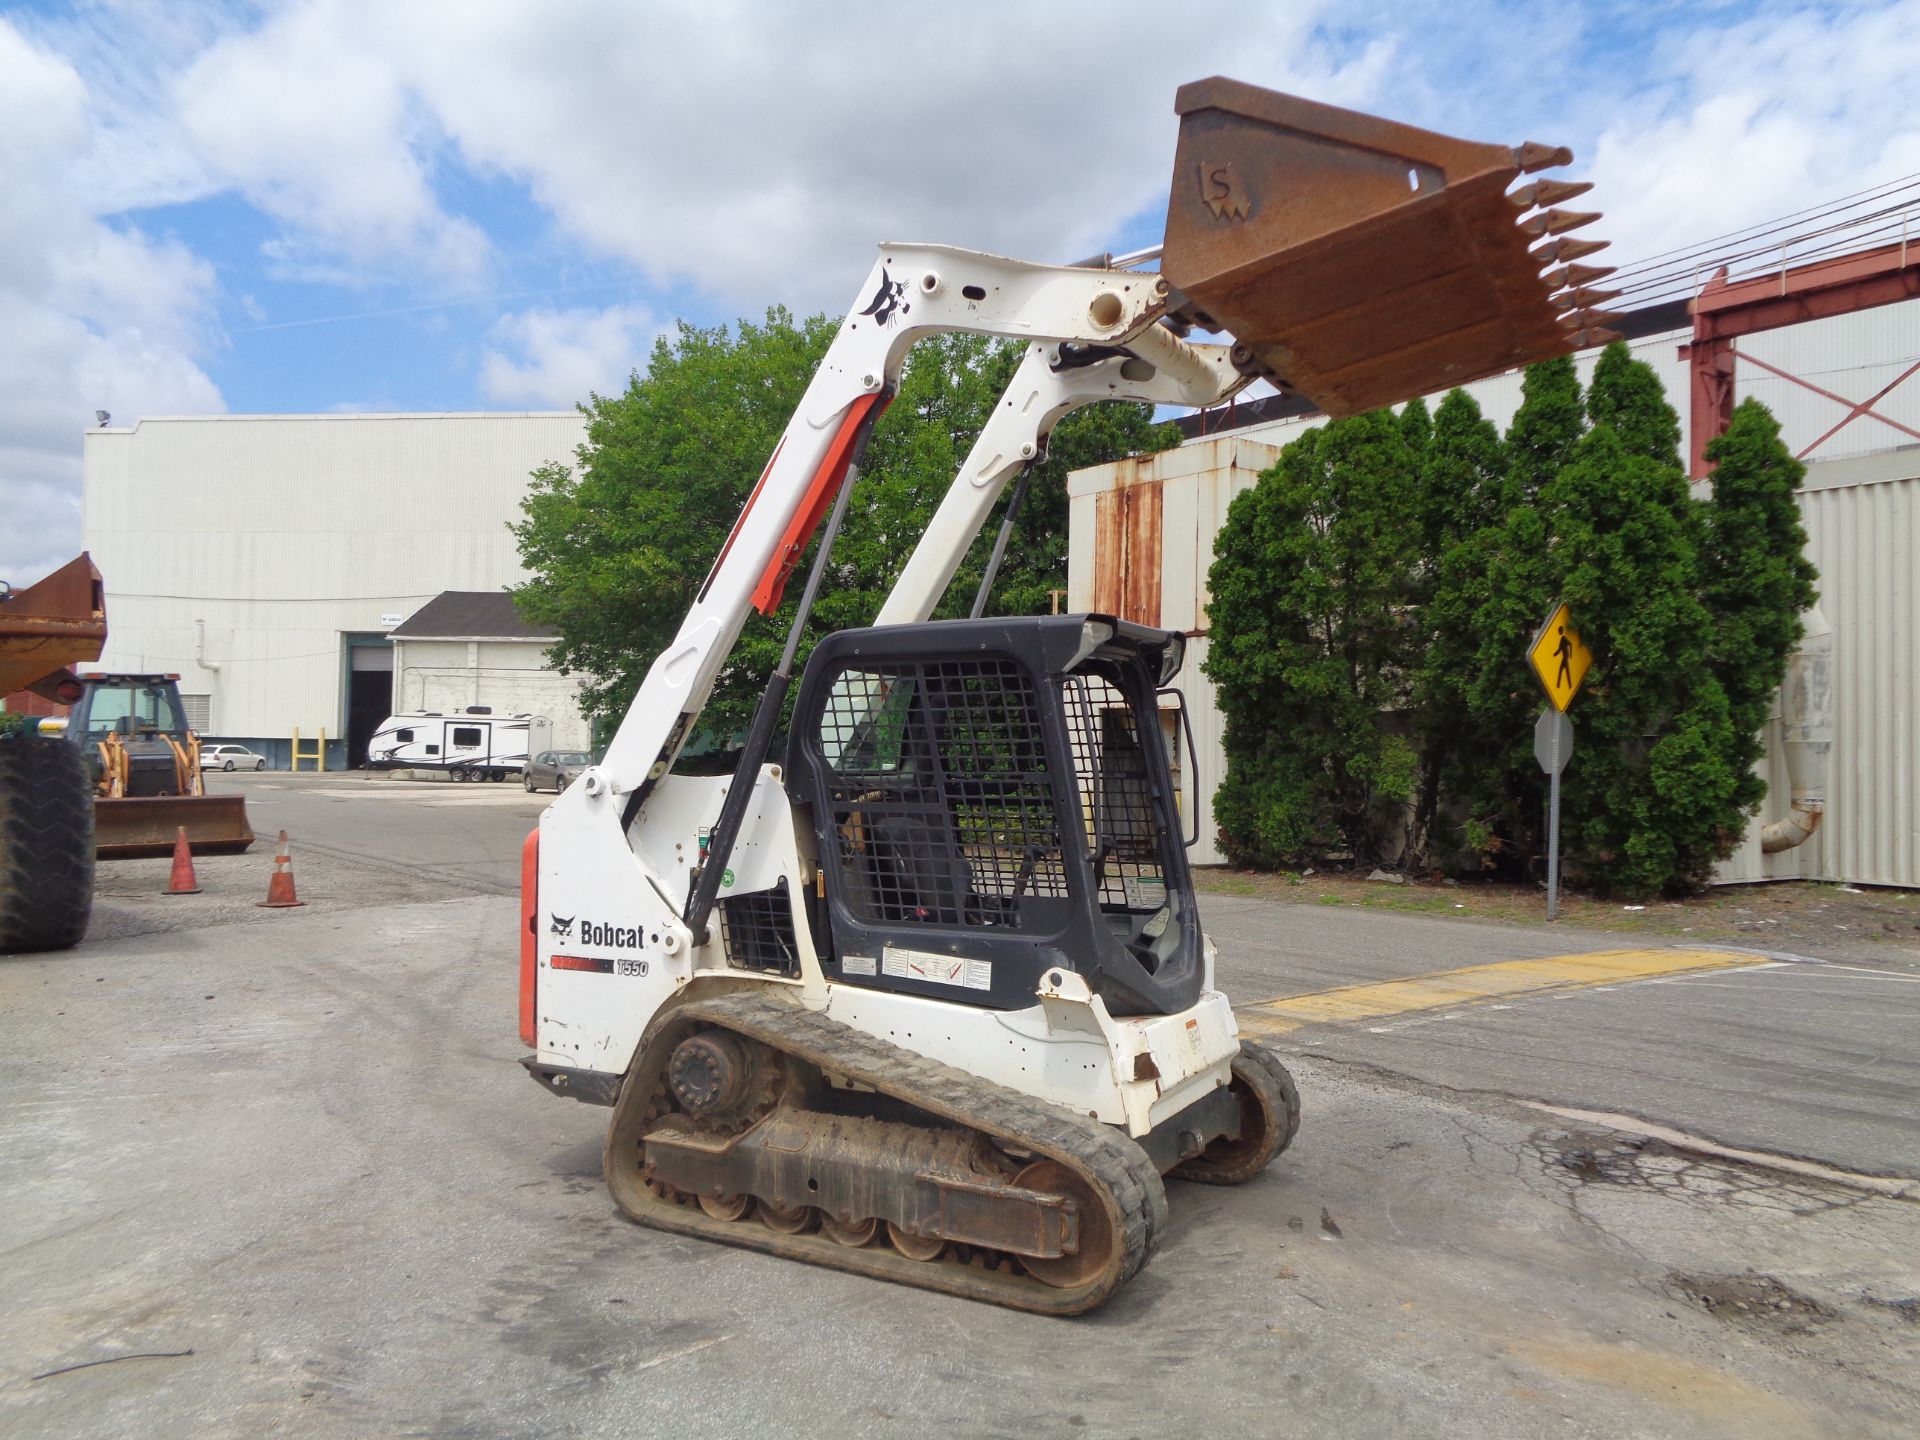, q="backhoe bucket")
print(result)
[1161,78,1614,417]
[95,794,256,859]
